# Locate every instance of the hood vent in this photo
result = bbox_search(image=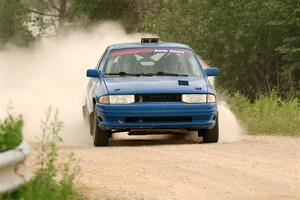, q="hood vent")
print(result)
[178,80,189,86]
